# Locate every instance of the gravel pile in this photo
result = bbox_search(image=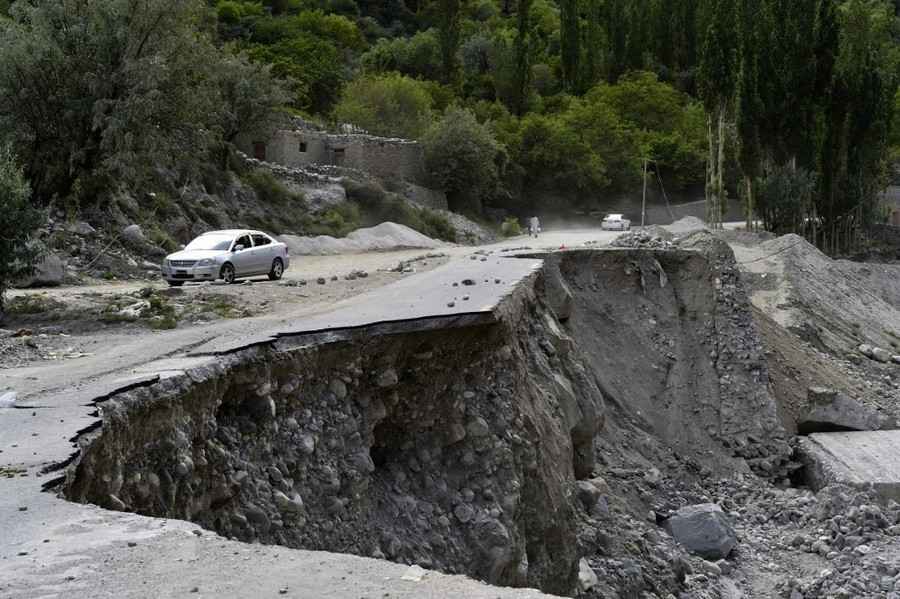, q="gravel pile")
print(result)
[611,230,676,249]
